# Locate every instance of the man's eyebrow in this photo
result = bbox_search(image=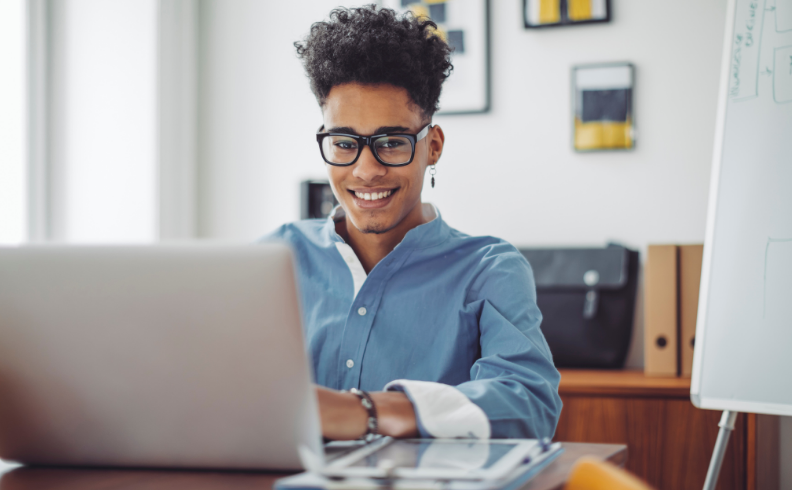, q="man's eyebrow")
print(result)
[326,126,411,135]
[326,126,357,134]
[374,126,411,134]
